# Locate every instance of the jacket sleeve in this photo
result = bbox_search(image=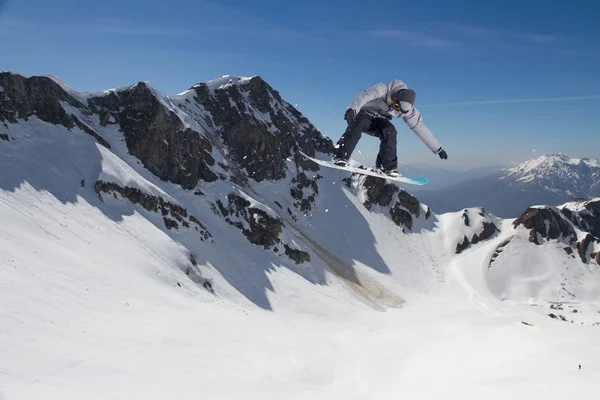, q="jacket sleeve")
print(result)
[402,105,442,153]
[347,83,388,114]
